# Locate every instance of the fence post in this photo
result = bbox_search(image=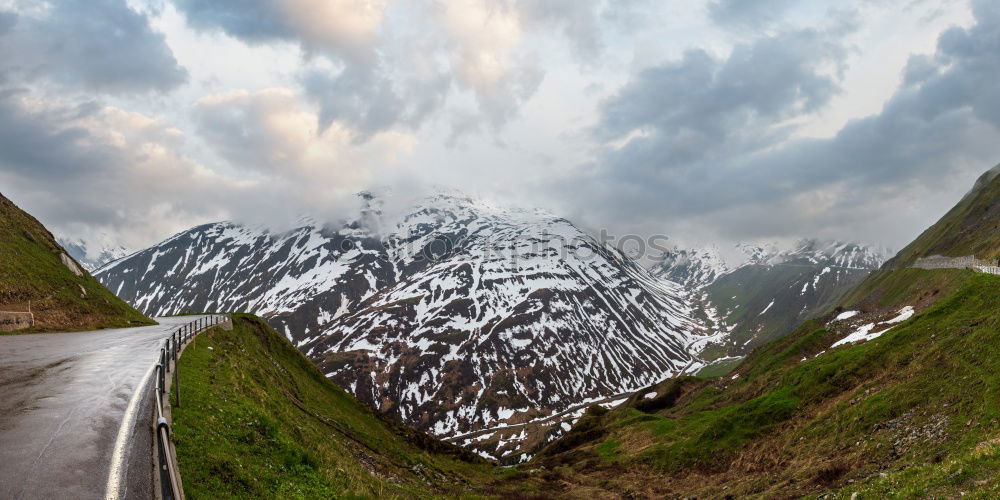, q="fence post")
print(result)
[158,356,165,395]
[174,356,180,408]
